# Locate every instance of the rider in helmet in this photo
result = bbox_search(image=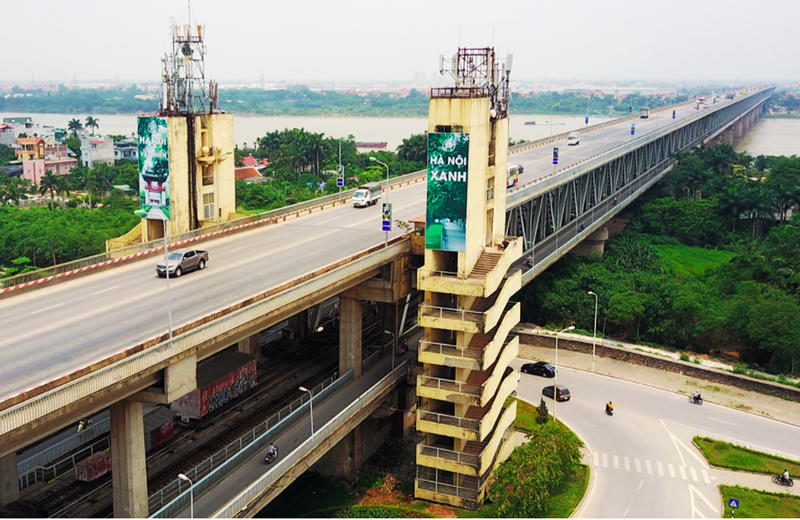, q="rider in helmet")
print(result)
[267,442,277,458]
[693,390,701,403]
[783,469,790,483]
[606,401,614,413]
